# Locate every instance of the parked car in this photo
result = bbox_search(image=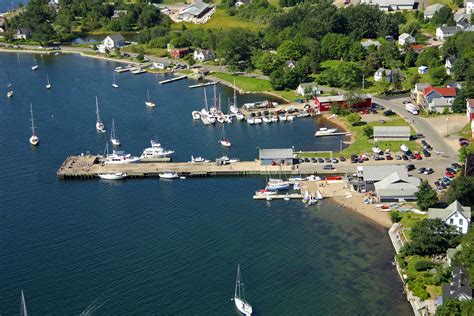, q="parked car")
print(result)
[423,149,431,157]
[318,158,324,163]
[452,162,461,169]
[406,164,416,171]
[324,158,331,163]
[417,167,426,174]
[311,158,317,163]
[304,158,310,163]
[414,153,423,160]
[331,158,339,163]
[450,164,459,172]
[323,164,335,170]
[414,133,425,139]
[445,172,455,178]
[395,155,402,160]
[383,109,396,116]
[402,154,409,160]
[339,156,346,162]
[386,155,393,160]
[445,167,456,174]
[423,168,434,175]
